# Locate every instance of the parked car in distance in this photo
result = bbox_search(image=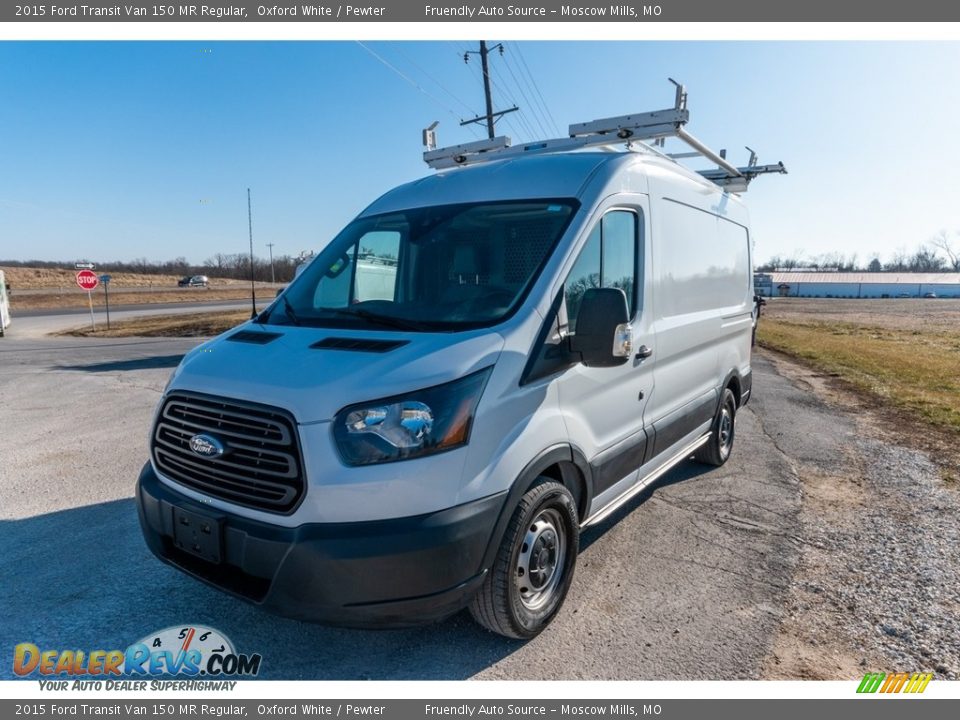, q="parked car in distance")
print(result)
[178,275,209,288]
